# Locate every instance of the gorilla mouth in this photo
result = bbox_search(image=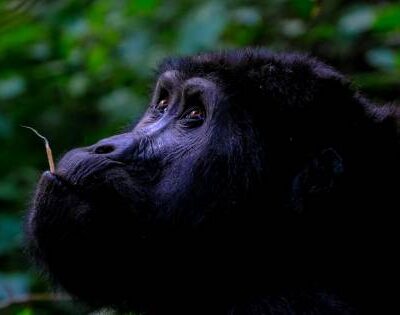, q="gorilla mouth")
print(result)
[55,154,127,187]
[26,161,146,260]
[26,168,148,280]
